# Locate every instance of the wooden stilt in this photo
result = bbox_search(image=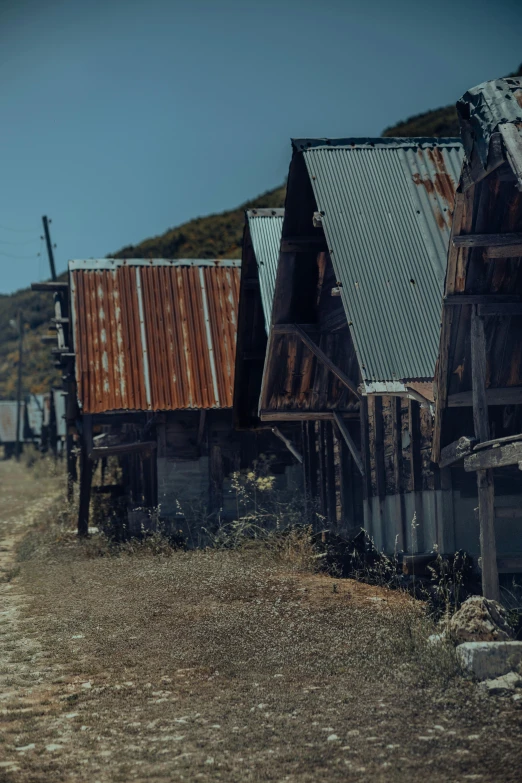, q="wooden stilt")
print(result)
[471,306,499,601]
[78,439,94,537]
